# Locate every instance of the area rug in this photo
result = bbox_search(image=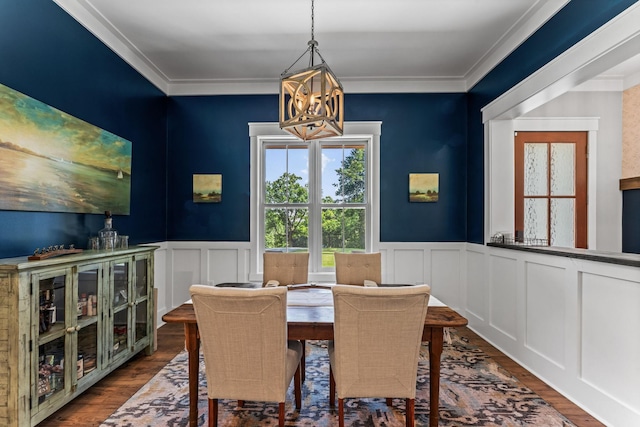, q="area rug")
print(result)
[101,329,576,426]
